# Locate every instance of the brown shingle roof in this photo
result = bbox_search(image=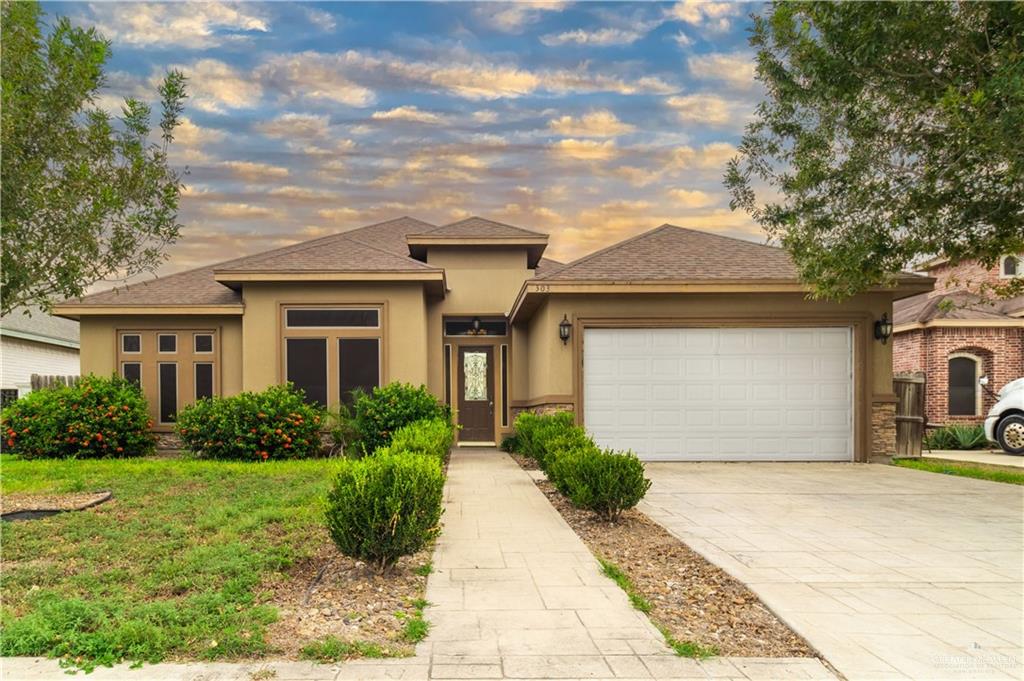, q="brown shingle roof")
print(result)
[539,224,798,281]
[216,231,438,273]
[894,291,1024,325]
[533,257,564,277]
[59,266,243,307]
[416,216,548,239]
[1,306,79,344]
